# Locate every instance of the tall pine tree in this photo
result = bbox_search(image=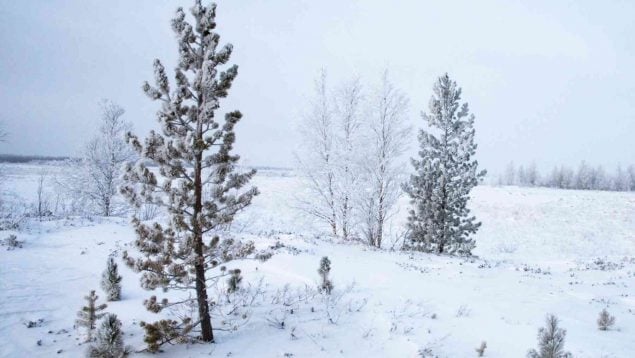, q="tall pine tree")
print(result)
[403,73,485,255]
[121,1,258,343]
